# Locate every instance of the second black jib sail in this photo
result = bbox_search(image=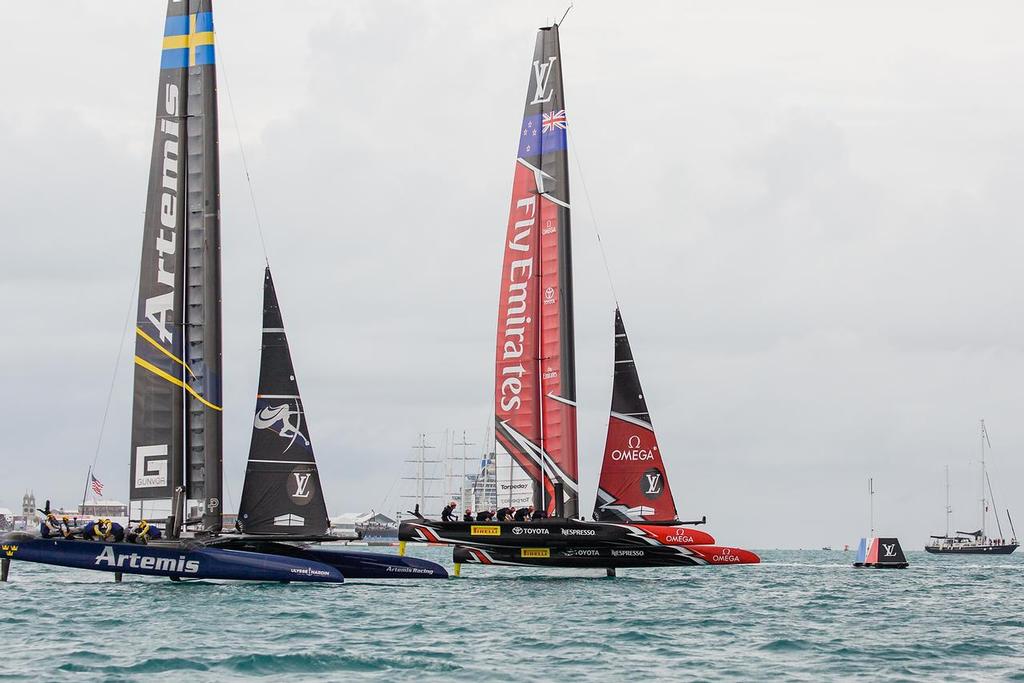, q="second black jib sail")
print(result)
[237,268,329,536]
